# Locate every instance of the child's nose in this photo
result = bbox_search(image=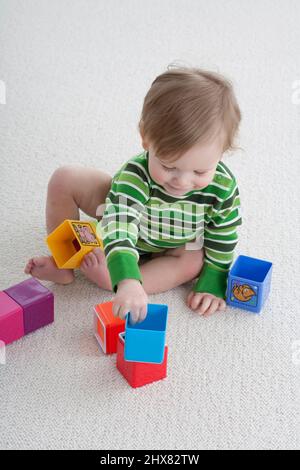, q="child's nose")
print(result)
[173,175,190,188]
